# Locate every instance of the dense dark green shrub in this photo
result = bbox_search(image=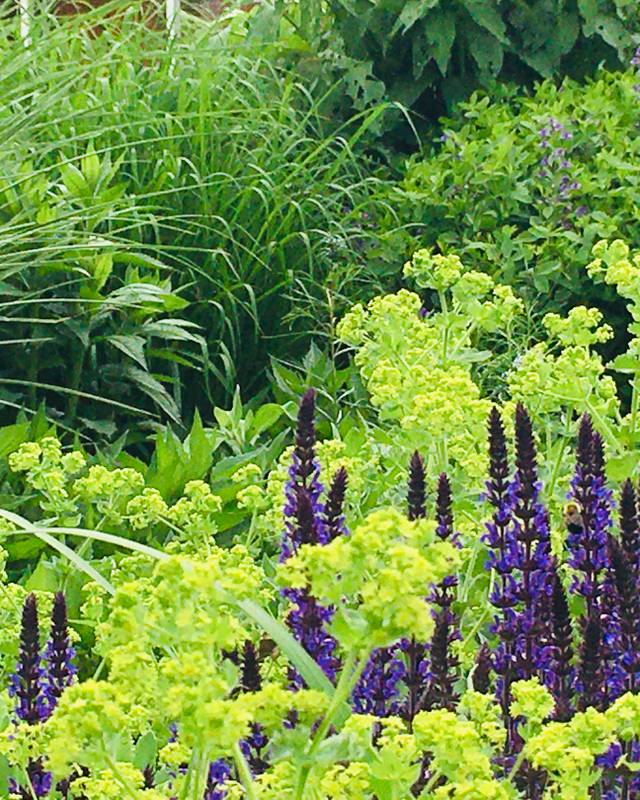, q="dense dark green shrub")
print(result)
[248,0,639,137]
[401,62,640,341]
